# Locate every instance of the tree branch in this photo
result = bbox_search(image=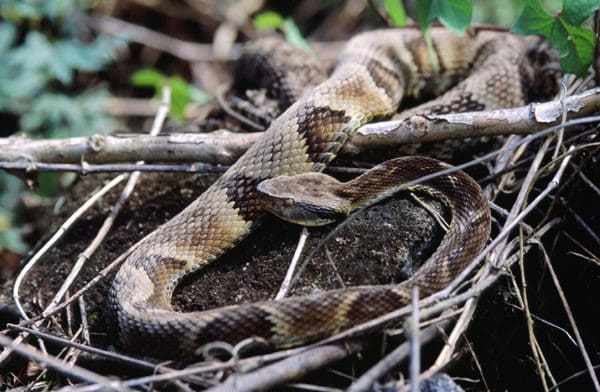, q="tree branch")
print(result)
[2,88,598,171]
